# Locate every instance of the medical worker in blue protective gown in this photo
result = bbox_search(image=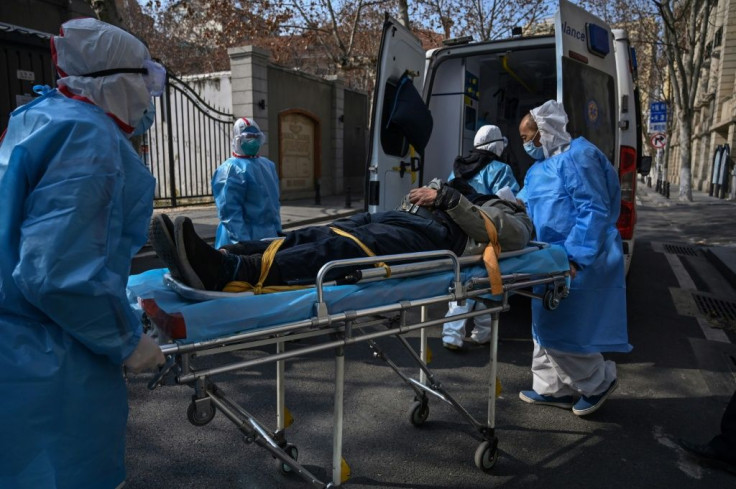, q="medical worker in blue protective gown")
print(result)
[442,124,520,349]
[516,100,630,417]
[212,117,281,249]
[0,18,165,489]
